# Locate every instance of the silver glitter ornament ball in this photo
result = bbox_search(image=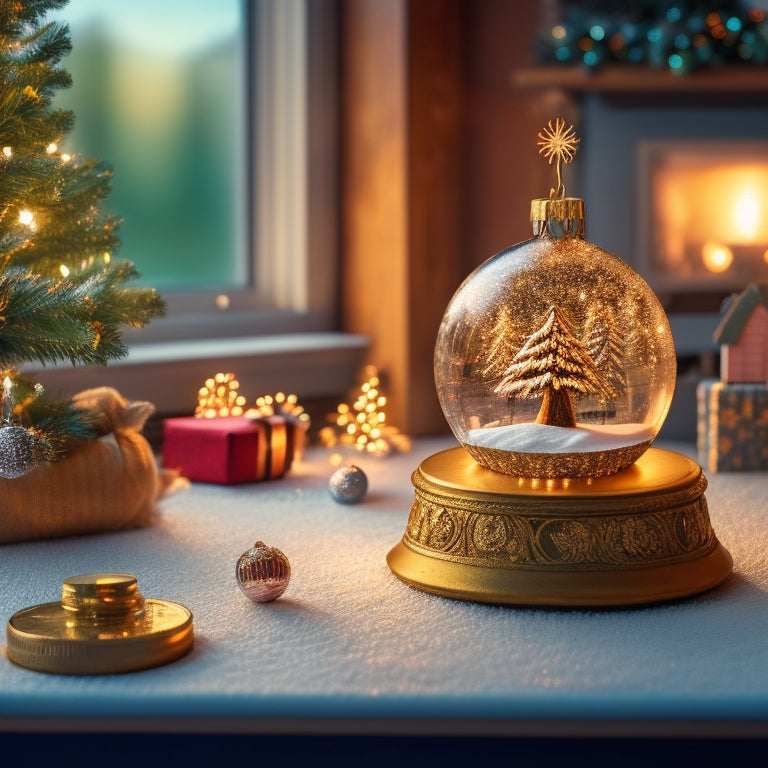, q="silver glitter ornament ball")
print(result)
[0,425,37,479]
[328,464,368,504]
[236,541,291,603]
